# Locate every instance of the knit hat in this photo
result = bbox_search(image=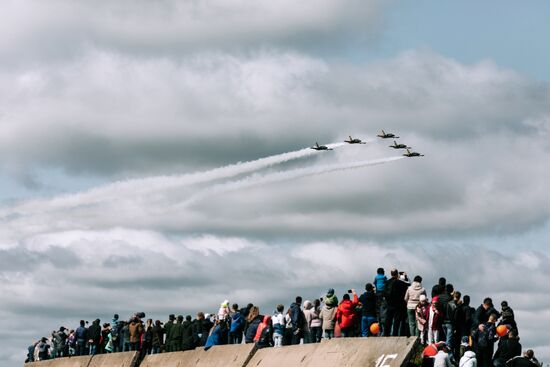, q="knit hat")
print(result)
[327,288,334,296]
[419,294,427,302]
